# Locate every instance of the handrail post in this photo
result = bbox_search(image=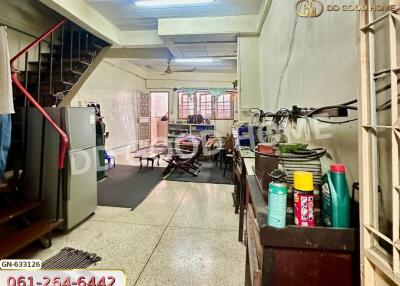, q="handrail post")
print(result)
[78,26,81,61]
[60,24,64,82]
[24,52,28,94]
[38,117,46,202]
[37,42,42,104]
[70,24,73,72]
[49,32,54,96]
